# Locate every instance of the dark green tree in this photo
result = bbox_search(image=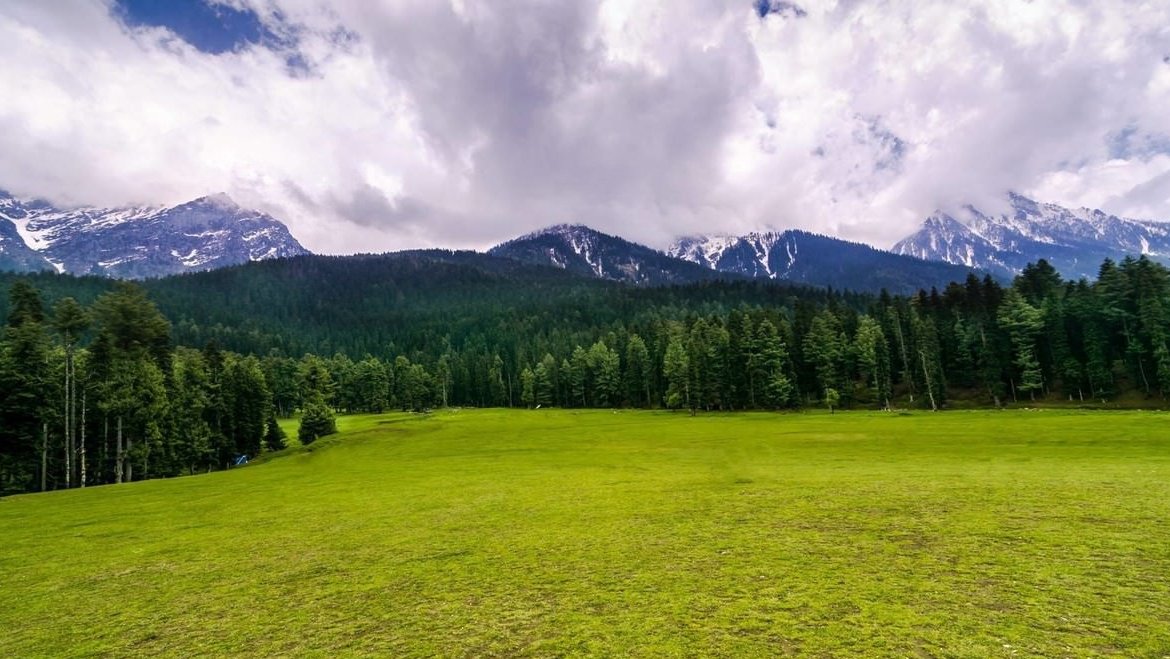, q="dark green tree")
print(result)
[663,335,690,412]
[264,411,287,452]
[52,297,88,488]
[624,334,651,407]
[298,400,336,445]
